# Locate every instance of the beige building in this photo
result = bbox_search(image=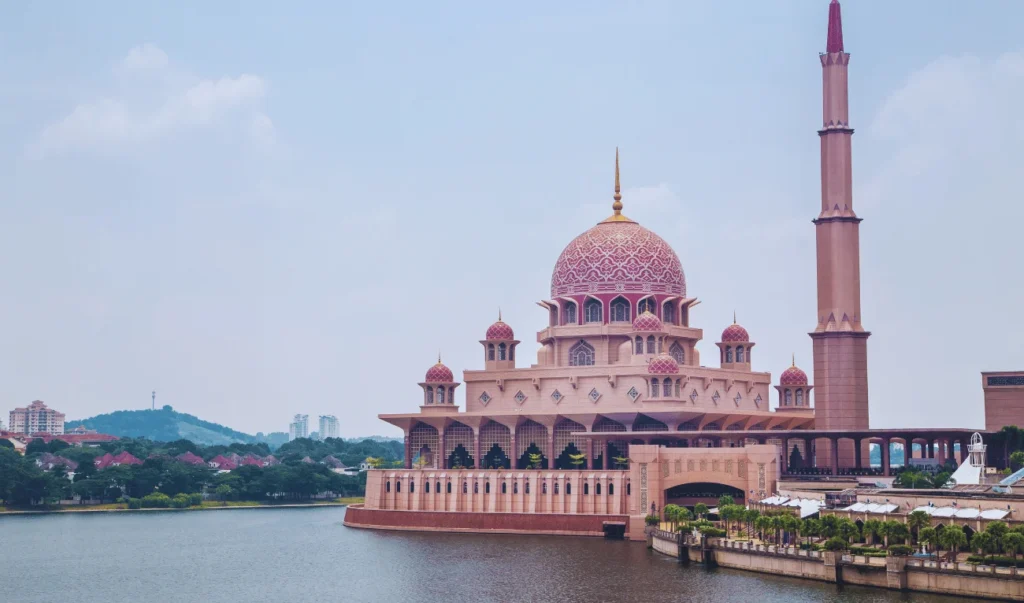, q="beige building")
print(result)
[9,400,65,435]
